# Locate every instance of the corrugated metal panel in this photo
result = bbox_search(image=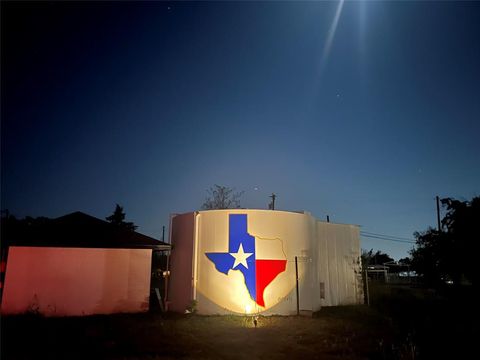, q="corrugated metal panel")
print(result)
[167,212,195,312]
